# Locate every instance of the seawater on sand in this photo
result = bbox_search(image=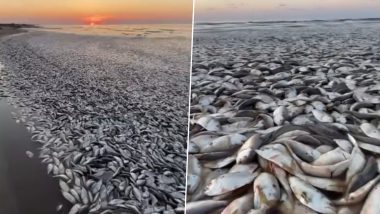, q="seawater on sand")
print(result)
[35,24,192,38]
[0,99,71,214]
[0,28,190,214]
[187,20,380,214]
